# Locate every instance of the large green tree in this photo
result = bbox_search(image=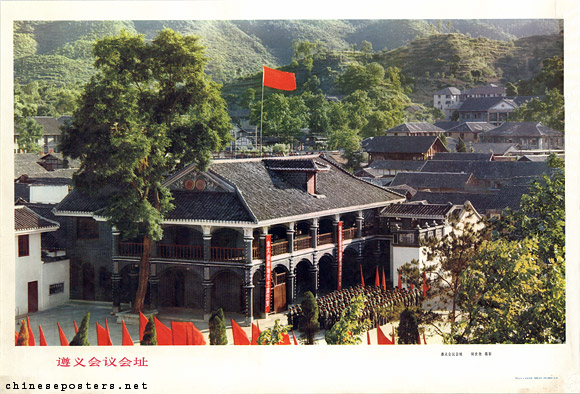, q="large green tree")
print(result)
[324,295,369,345]
[510,88,564,132]
[208,308,228,345]
[300,291,320,345]
[60,29,231,313]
